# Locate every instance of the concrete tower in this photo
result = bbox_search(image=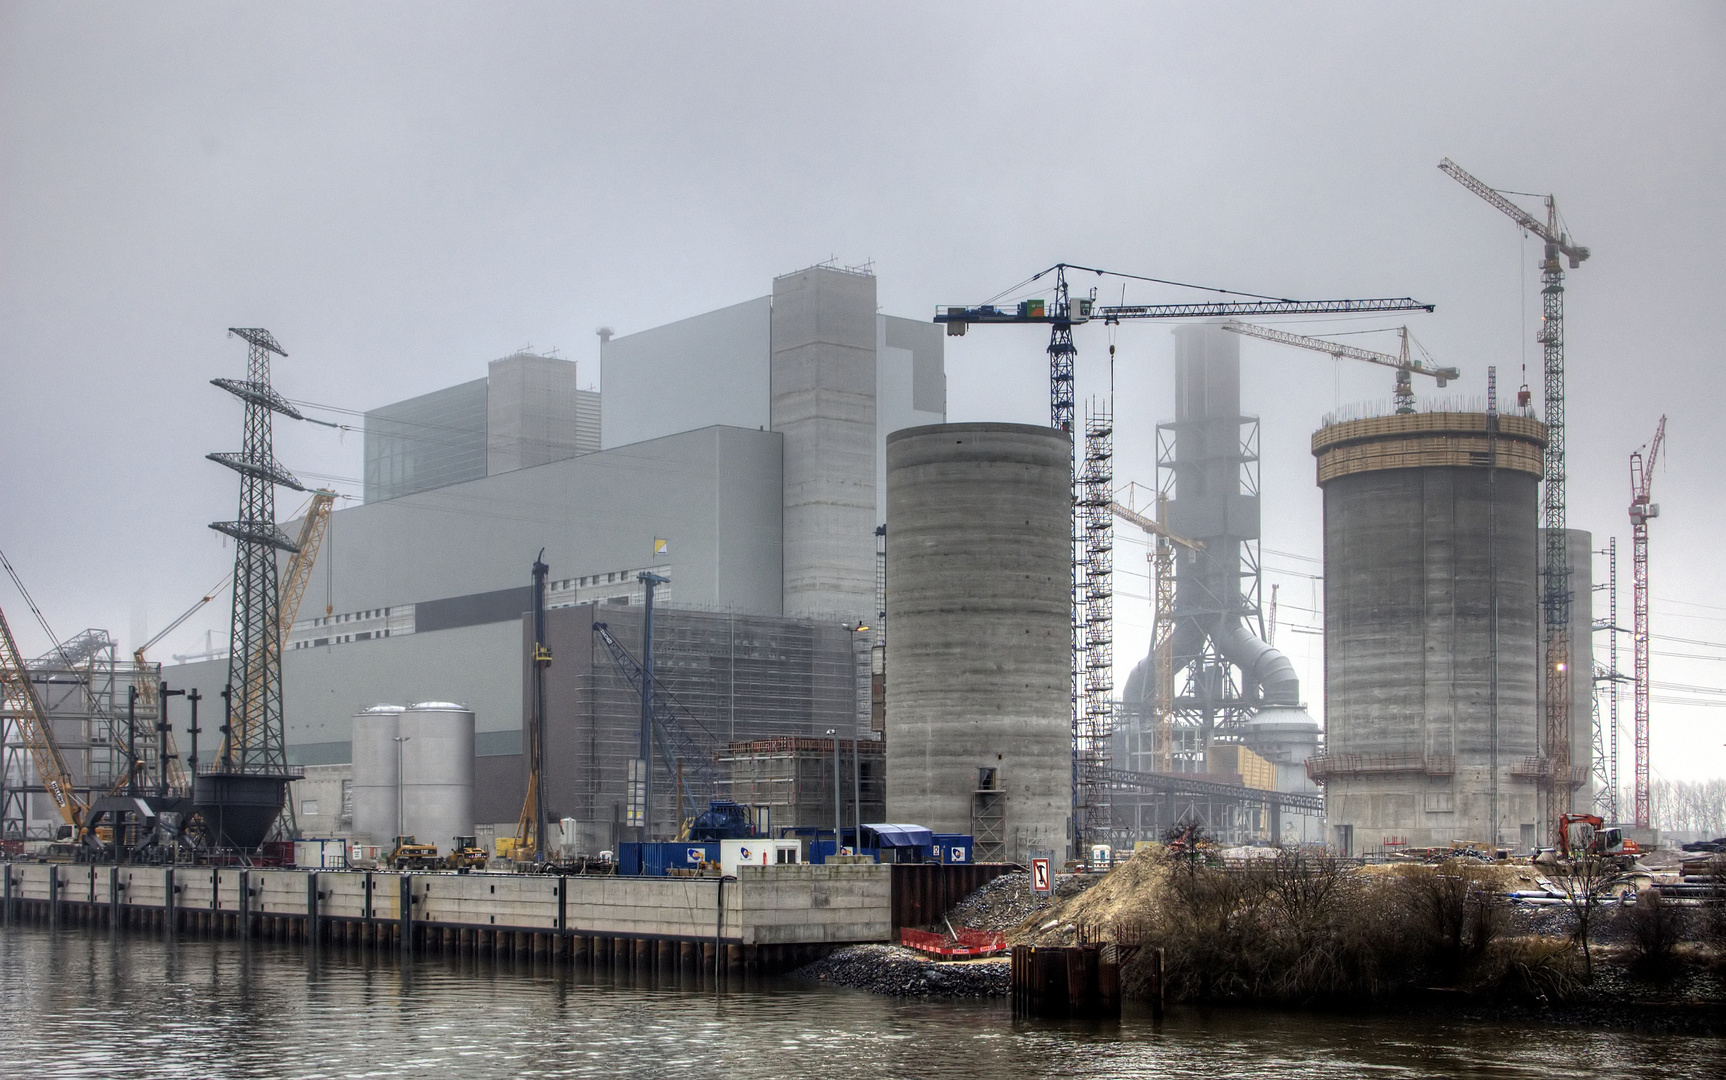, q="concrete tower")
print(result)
[771,266,879,620]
